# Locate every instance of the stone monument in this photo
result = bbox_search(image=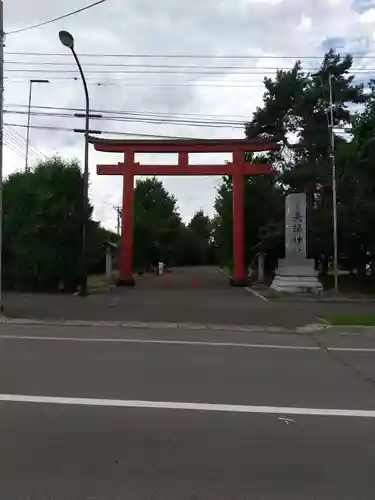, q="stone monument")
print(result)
[271,193,323,294]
